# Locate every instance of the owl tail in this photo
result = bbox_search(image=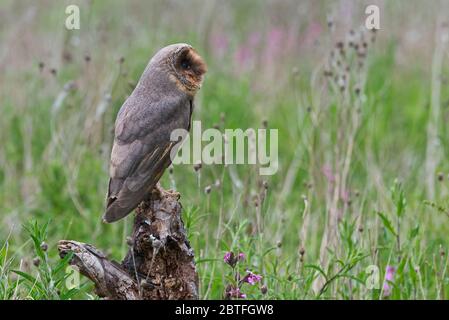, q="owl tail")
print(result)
[103,201,134,223]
